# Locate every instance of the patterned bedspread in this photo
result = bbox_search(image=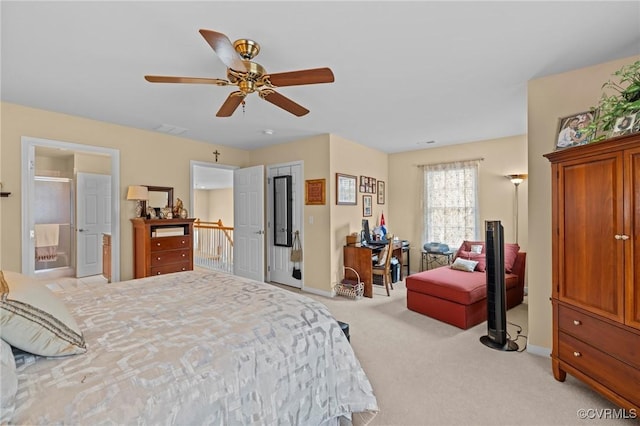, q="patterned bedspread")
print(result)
[12,271,378,425]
